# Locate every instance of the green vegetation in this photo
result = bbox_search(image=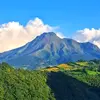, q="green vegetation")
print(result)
[0,62,55,100]
[0,60,100,100]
